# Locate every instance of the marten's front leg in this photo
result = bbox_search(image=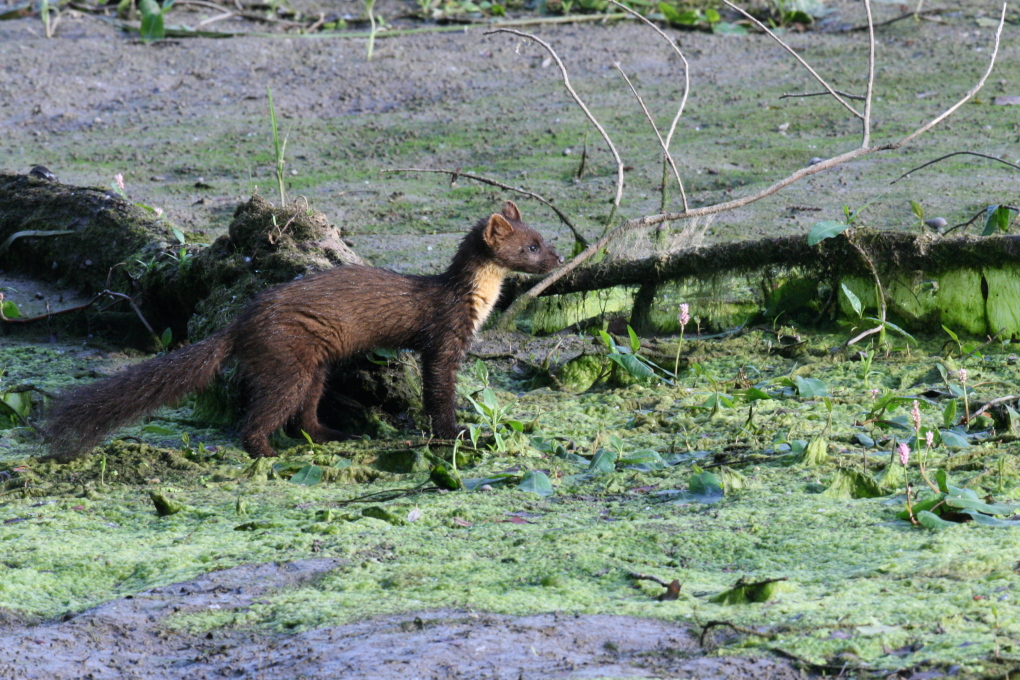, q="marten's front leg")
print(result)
[420,346,463,438]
